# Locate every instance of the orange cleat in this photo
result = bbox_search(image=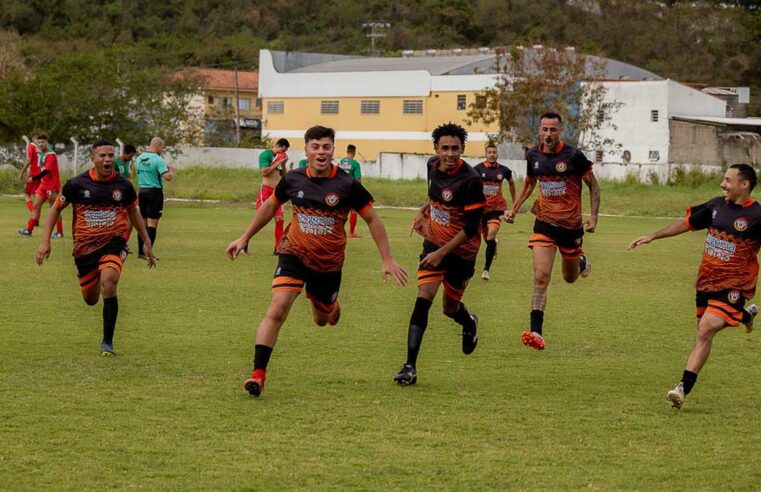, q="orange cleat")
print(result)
[521,331,545,351]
